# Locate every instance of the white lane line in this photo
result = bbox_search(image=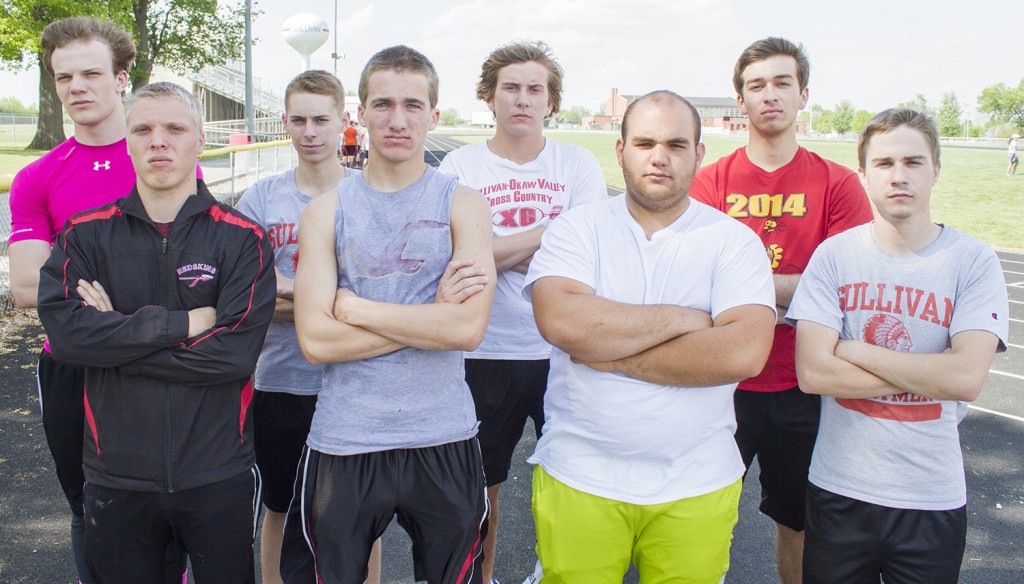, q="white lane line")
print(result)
[1010,282,1024,288]
[1010,318,1024,324]
[1008,342,1024,349]
[1004,270,1024,276]
[968,405,1024,424]
[990,369,1024,381]
[1010,300,1024,305]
